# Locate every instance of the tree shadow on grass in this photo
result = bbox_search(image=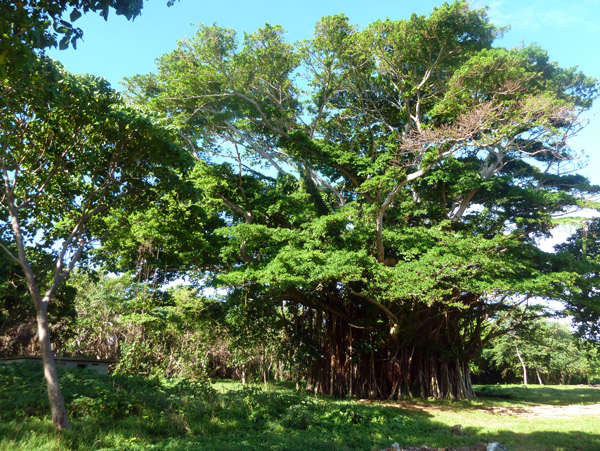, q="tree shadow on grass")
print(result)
[2,414,598,451]
[2,366,599,450]
[387,385,600,415]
